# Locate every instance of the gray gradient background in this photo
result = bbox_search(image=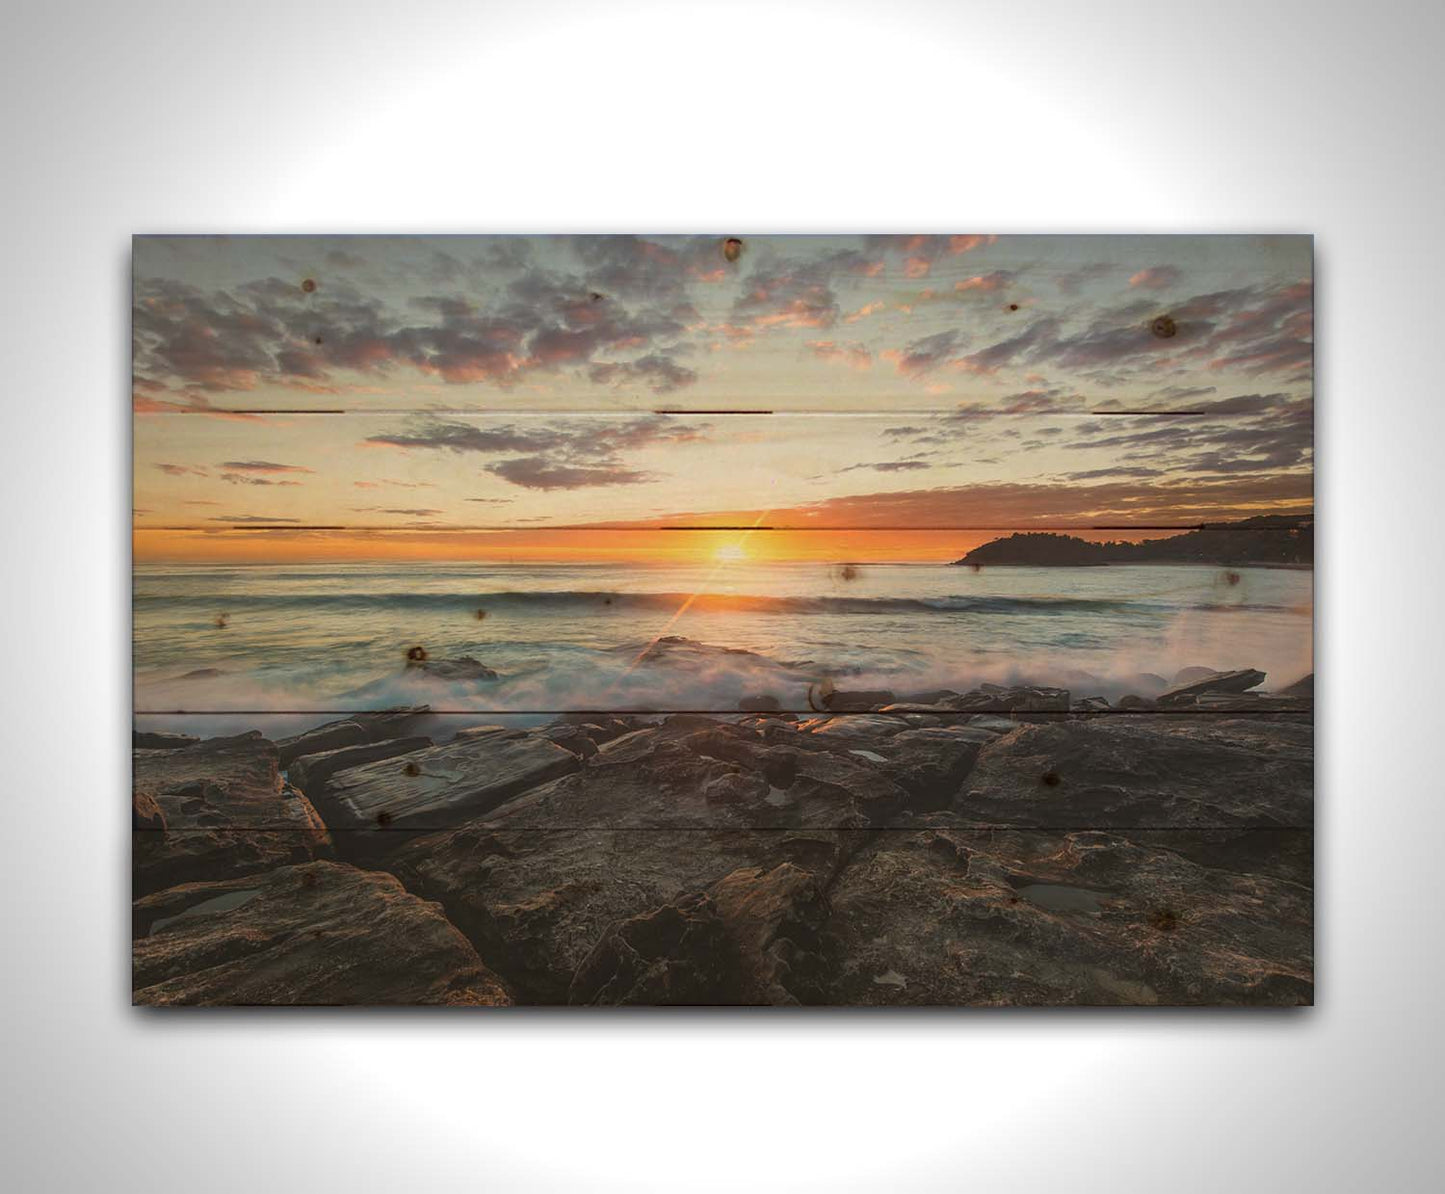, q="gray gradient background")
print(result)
[1,2,1439,1191]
